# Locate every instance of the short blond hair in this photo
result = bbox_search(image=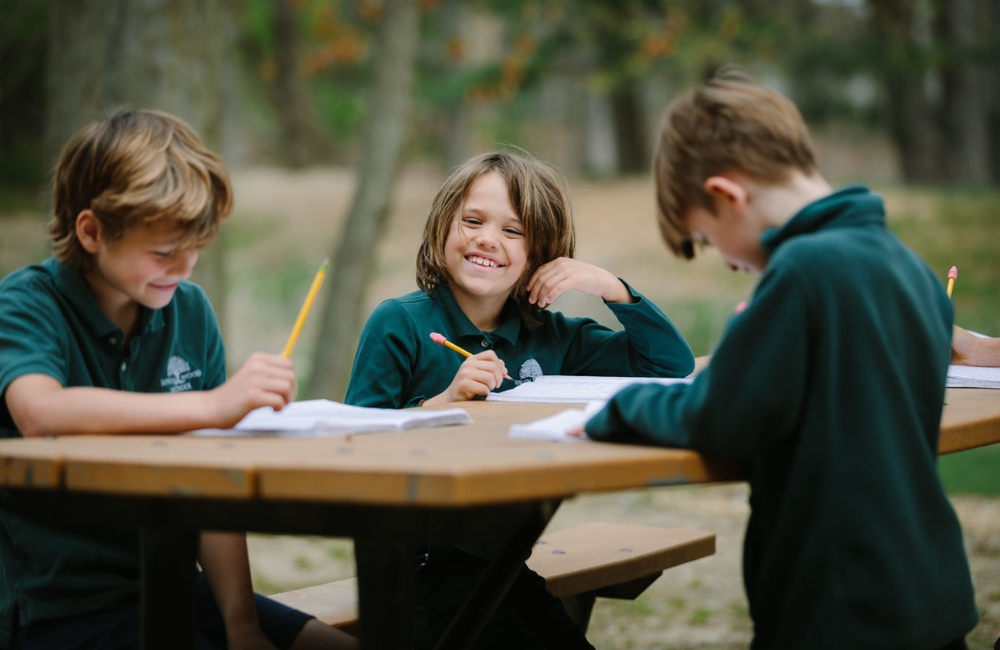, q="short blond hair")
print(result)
[416,151,575,326]
[50,109,233,268]
[655,73,818,259]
